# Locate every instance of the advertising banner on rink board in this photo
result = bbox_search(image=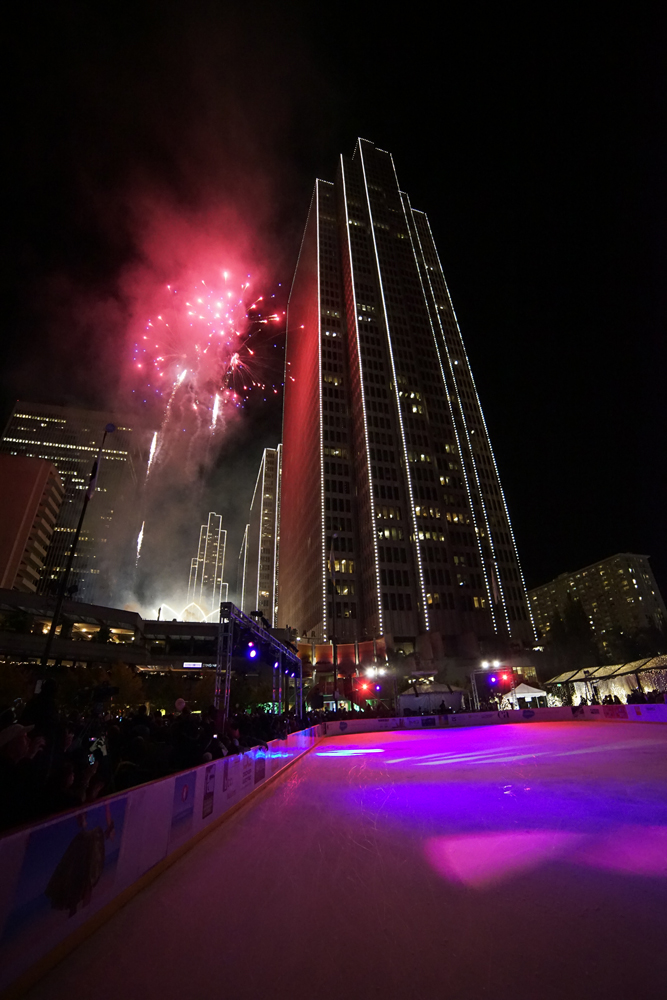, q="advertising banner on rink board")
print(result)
[223,755,238,801]
[254,751,266,784]
[241,753,253,789]
[0,797,128,992]
[202,764,216,819]
[323,705,667,737]
[170,771,197,847]
[0,725,323,995]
